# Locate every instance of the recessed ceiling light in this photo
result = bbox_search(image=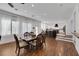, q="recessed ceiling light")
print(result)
[32,4,35,7]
